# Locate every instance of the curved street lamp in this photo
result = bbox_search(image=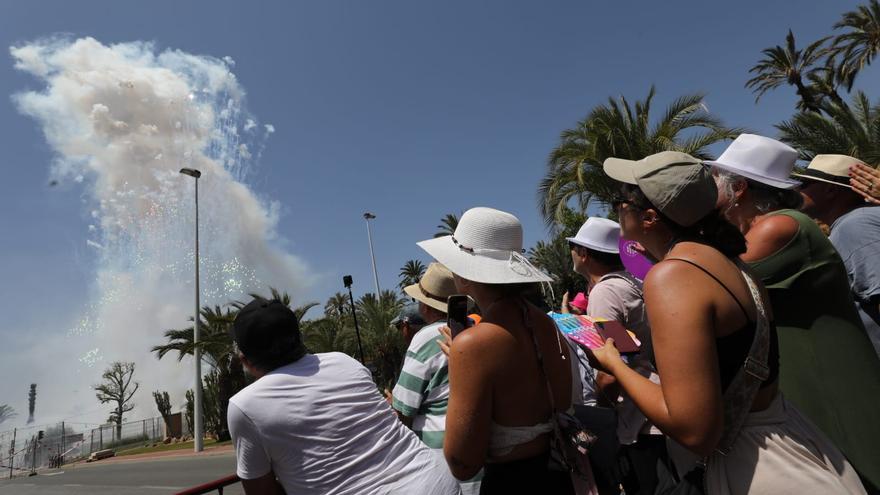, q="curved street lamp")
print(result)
[363,212,380,296]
